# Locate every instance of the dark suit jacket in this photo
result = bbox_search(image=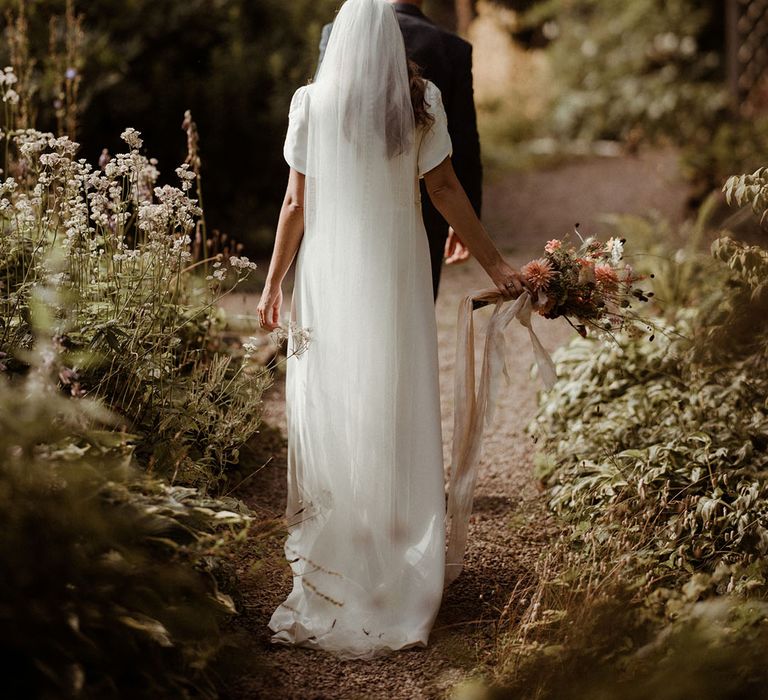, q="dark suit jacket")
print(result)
[319,3,483,298]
